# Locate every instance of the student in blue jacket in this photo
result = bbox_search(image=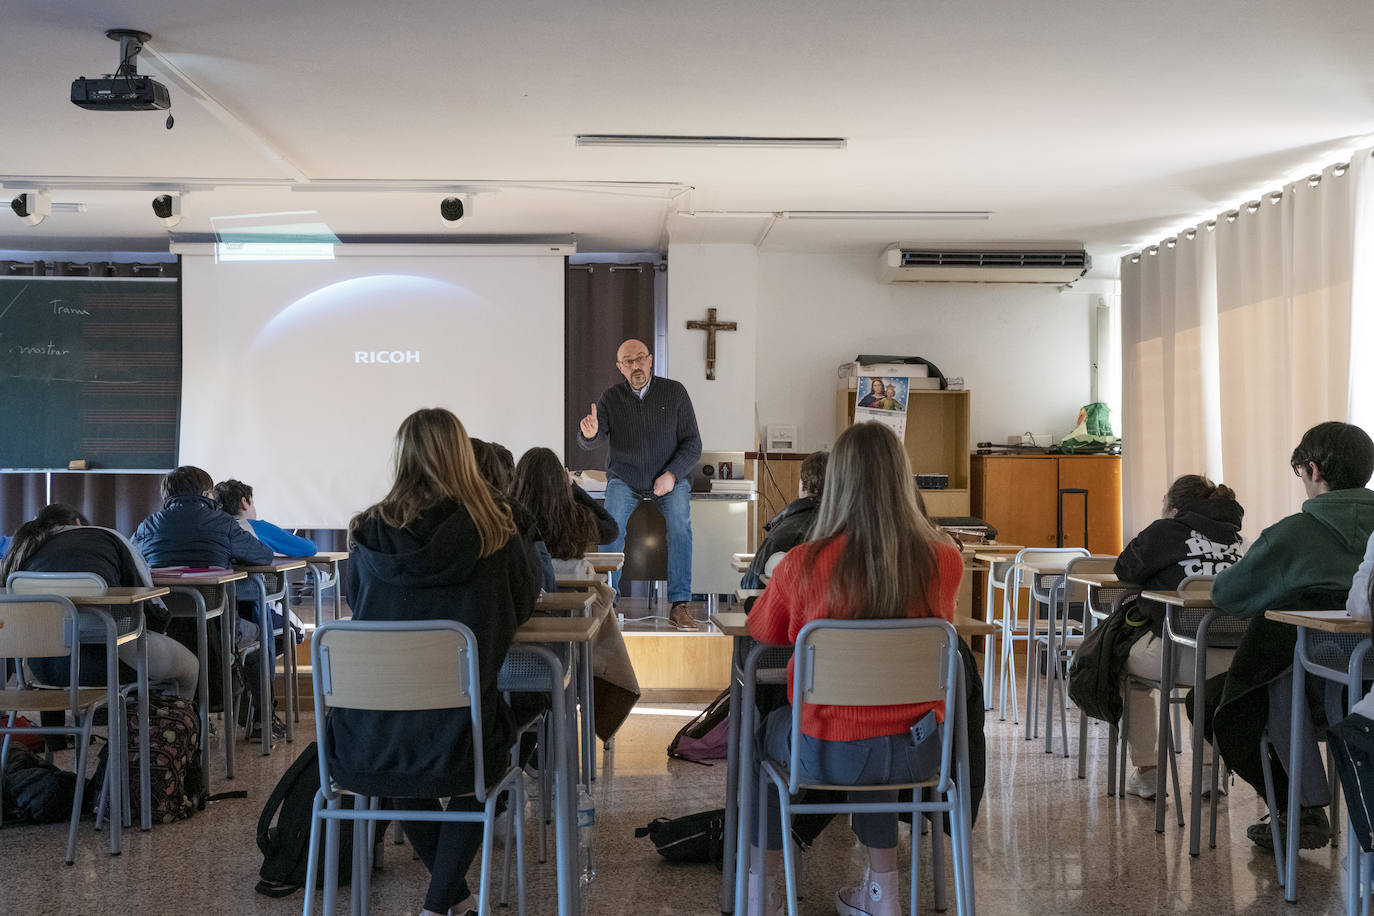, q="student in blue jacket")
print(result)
[212,479,318,557]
